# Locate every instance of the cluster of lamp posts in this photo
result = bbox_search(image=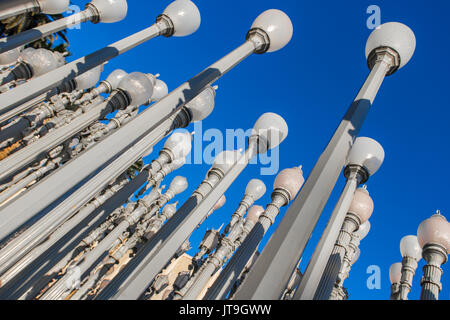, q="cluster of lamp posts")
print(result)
[0,0,447,301]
